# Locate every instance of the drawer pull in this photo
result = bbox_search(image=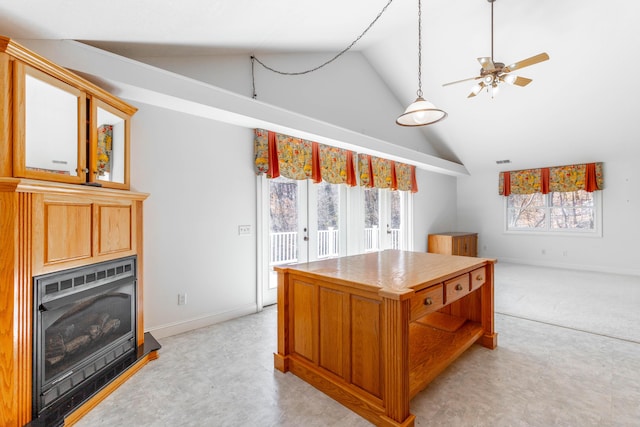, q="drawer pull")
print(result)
[424,297,433,306]
[455,284,463,291]
[476,275,483,281]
